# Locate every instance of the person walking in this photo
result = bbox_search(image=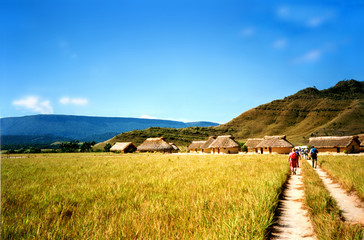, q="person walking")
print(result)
[289,148,299,175]
[310,146,318,168]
